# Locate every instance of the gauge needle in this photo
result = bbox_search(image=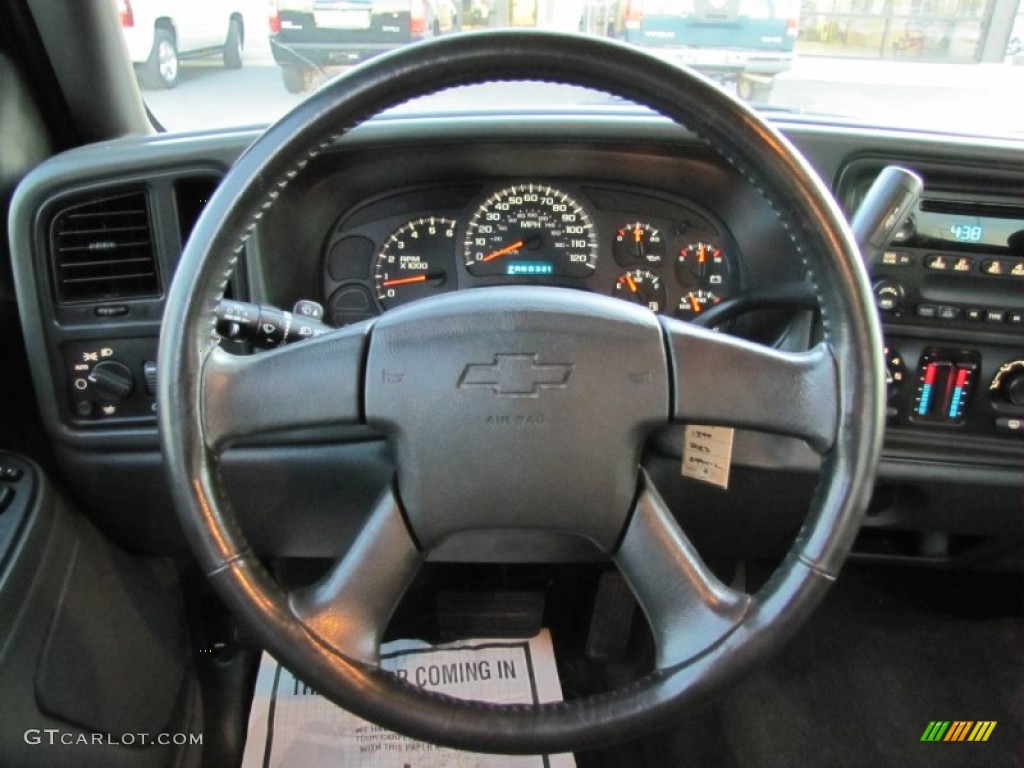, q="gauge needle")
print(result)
[381,272,444,288]
[621,273,638,292]
[481,240,524,262]
[381,275,427,288]
[689,295,701,313]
